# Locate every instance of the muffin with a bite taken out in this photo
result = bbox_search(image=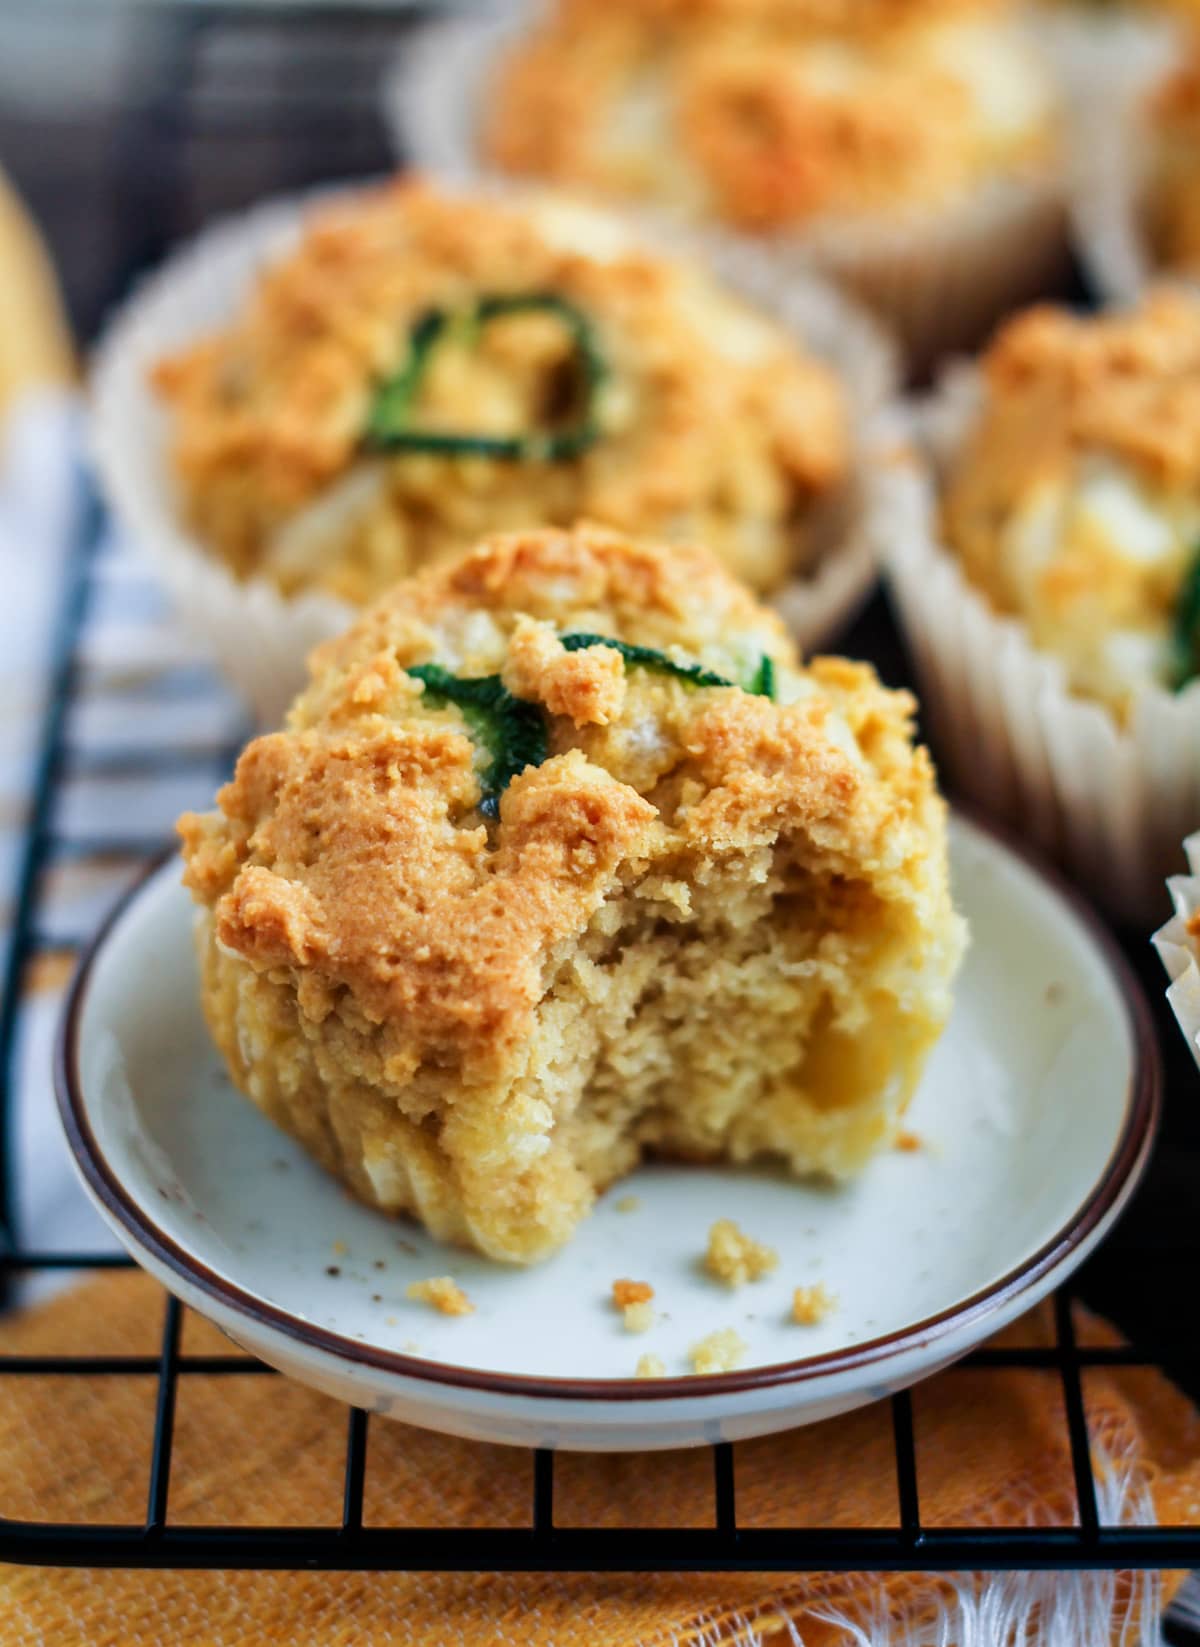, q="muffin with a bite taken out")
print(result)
[179,522,964,1263]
